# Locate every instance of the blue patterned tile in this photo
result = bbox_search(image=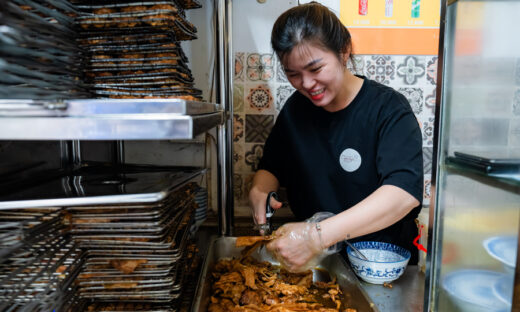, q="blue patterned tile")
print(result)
[423,174,431,204]
[422,147,433,174]
[233,83,244,112]
[233,142,246,173]
[426,56,438,85]
[233,114,244,142]
[246,53,274,82]
[245,114,274,143]
[397,56,425,85]
[235,52,245,82]
[421,116,435,146]
[233,173,243,202]
[424,87,437,116]
[275,56,288,83]
[246,84,274,114]
[245,144,264,171]
[275,84,295,112]
[365,55,395,85]
[398,87,424,115]
[348,55,366,76]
